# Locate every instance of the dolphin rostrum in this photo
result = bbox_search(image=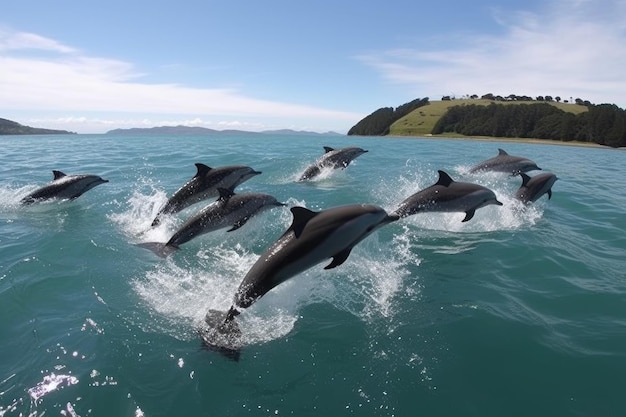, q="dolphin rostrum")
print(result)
[138,188,286,257]
[297,146,368,181]
[469,148,541,175]
[200,203,399,356]
[393,170,503,222]
[514,172,558,204]
[151,163,261,226]
[20,170,108,205]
